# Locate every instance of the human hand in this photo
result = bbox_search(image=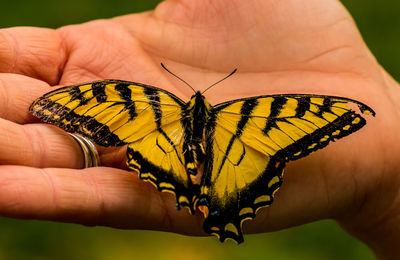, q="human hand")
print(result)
[0,0,399,257]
